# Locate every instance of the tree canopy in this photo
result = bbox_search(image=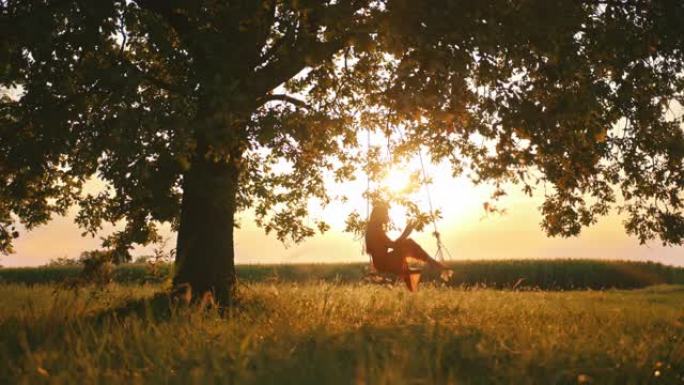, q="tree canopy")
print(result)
[1,0,682,298]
